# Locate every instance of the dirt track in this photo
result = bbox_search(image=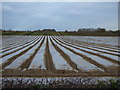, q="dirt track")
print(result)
[2,69,119,77]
